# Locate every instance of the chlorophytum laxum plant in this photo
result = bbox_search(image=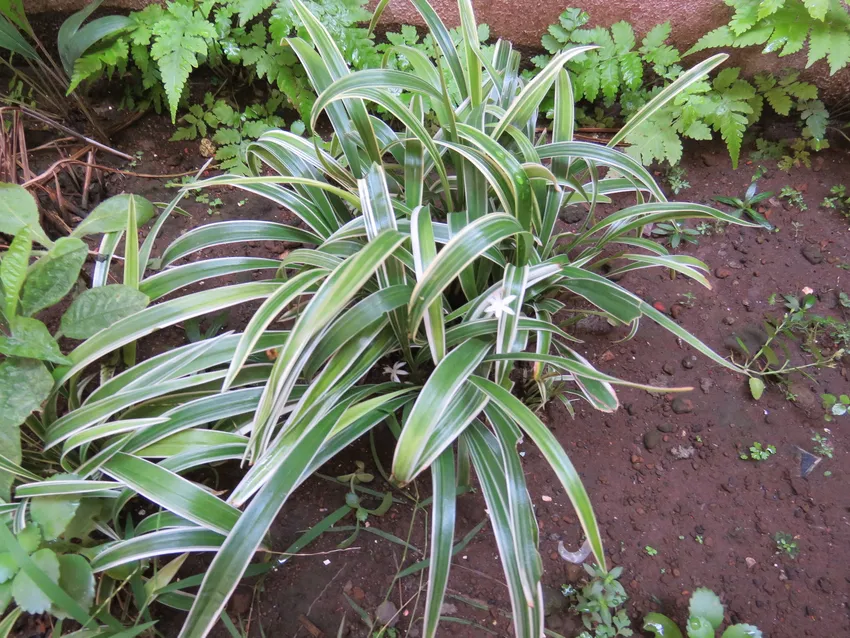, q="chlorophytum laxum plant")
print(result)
[11,0,752,635]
